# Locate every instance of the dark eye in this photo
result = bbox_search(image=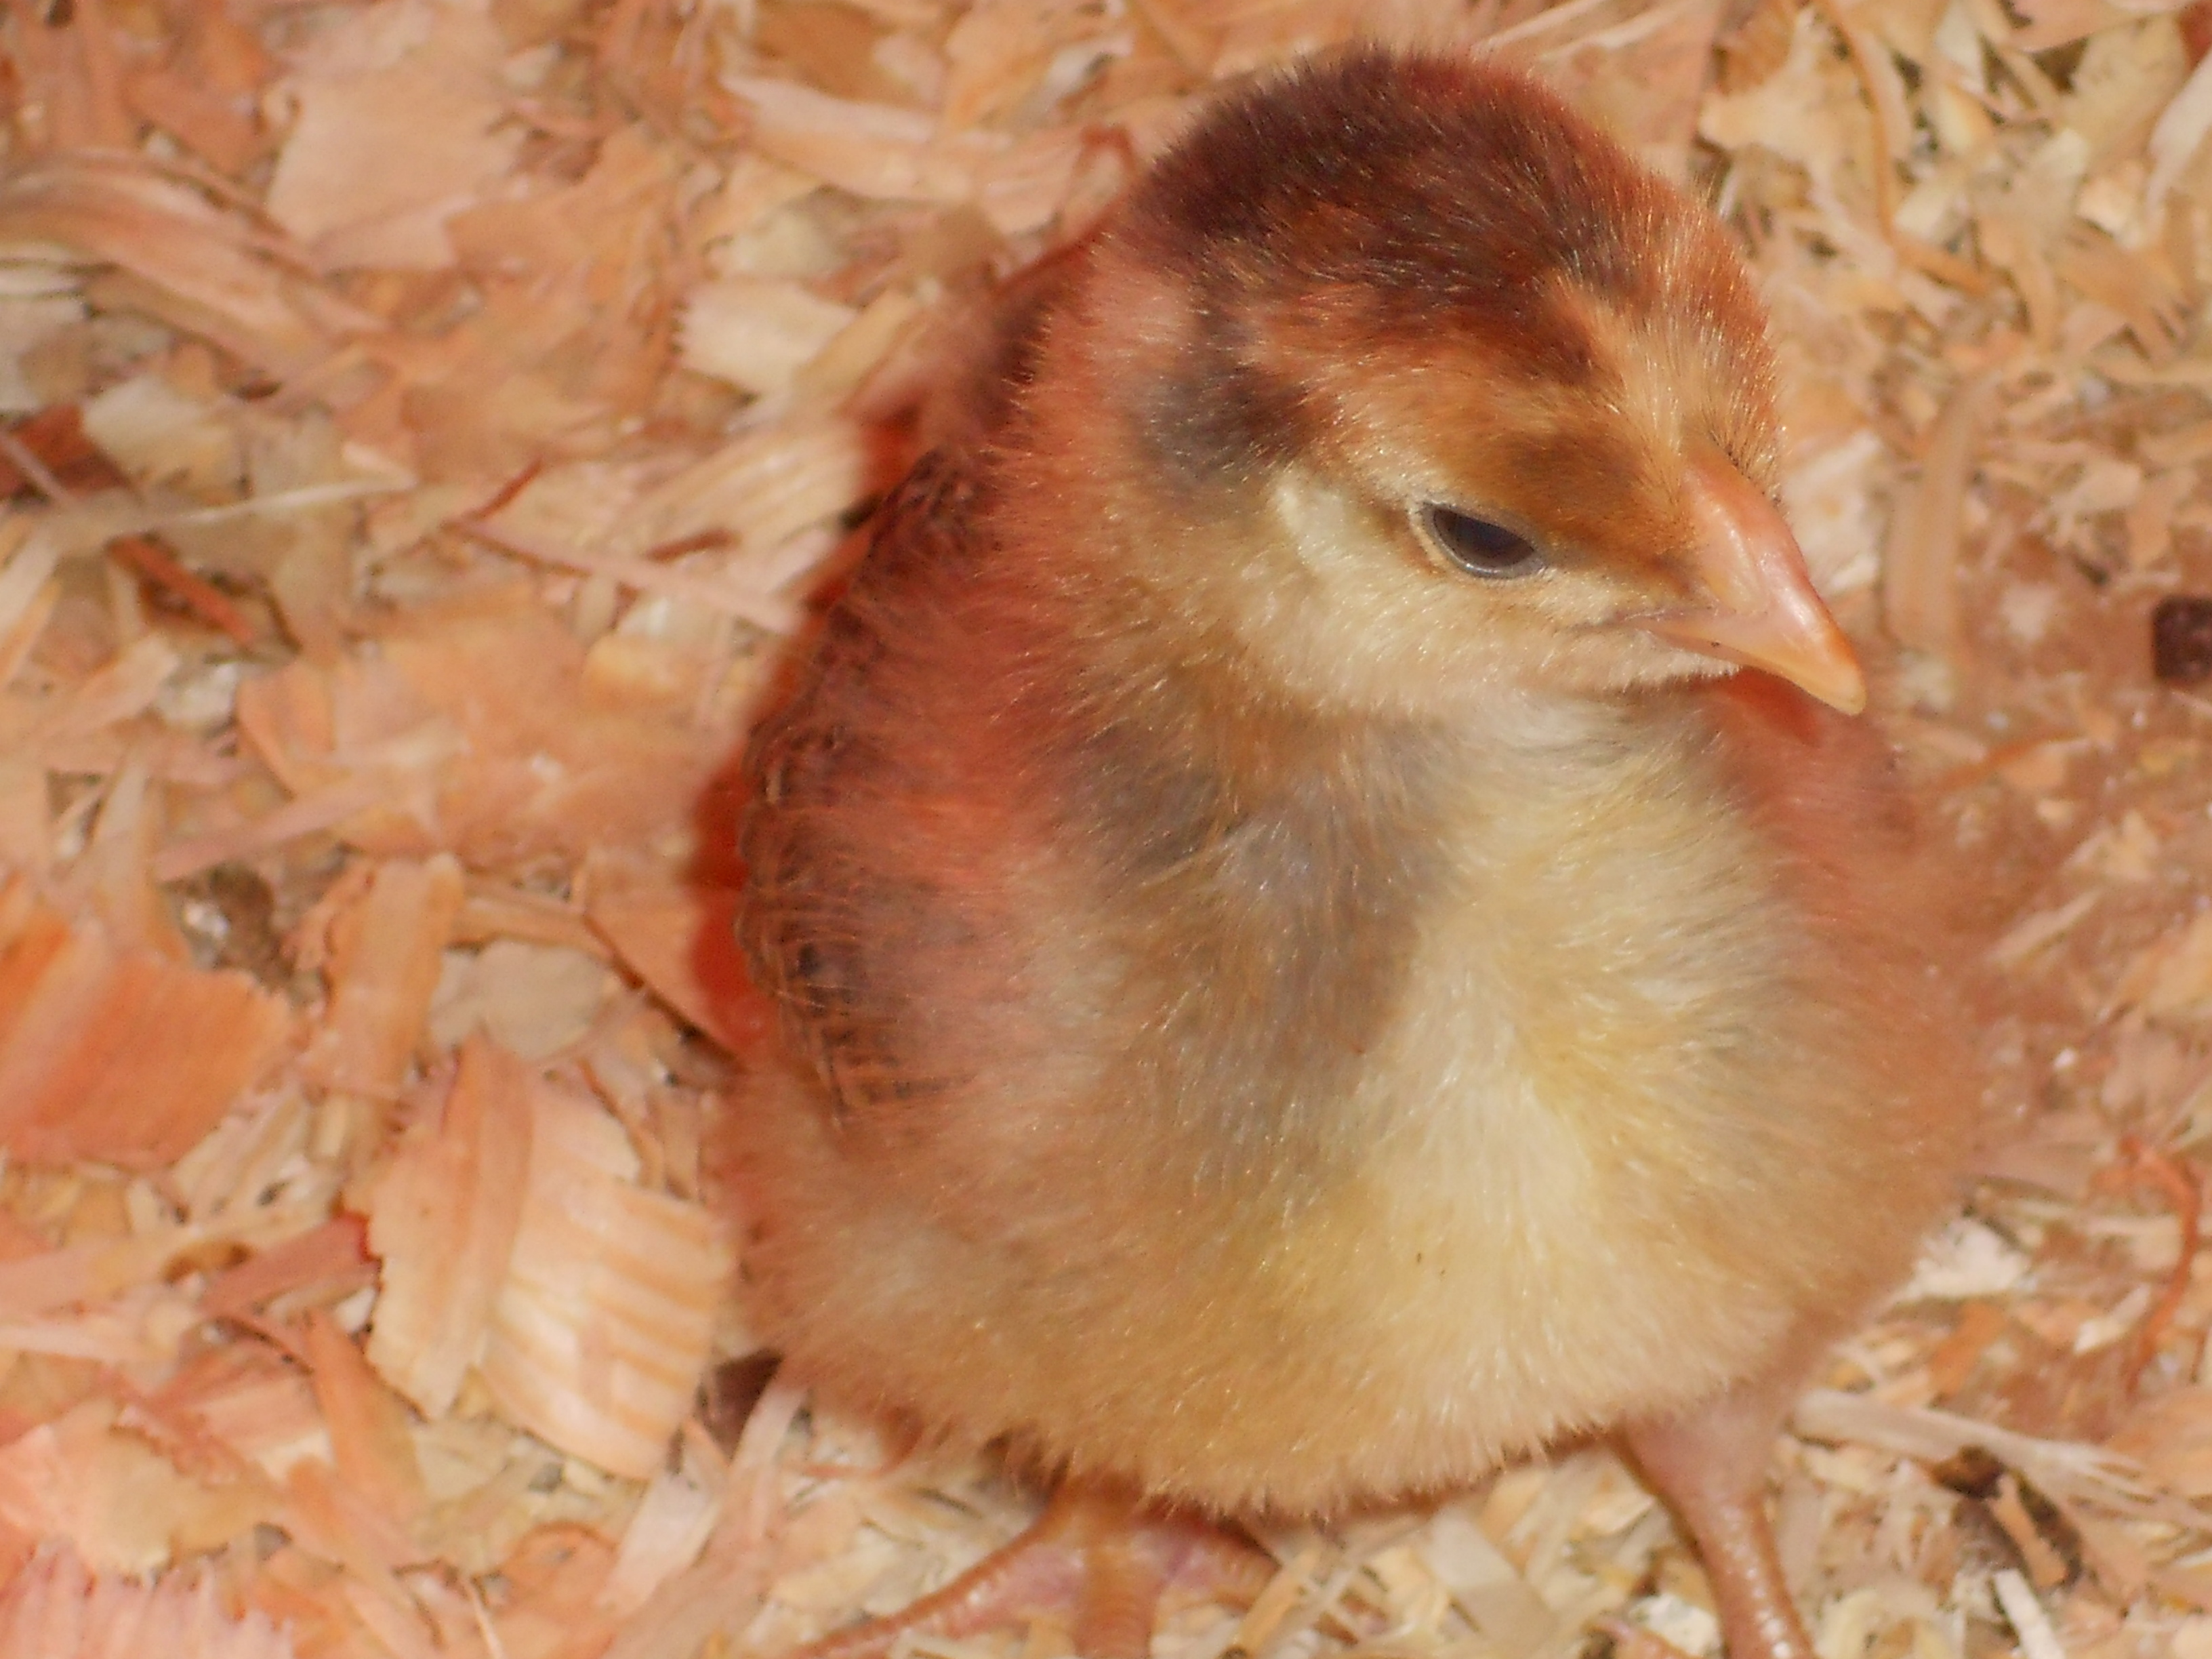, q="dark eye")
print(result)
[1420,504,1542,578]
